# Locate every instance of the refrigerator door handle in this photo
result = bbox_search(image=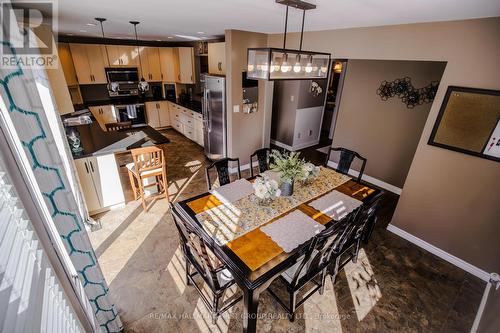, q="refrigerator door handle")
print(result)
[206,89,211,133]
